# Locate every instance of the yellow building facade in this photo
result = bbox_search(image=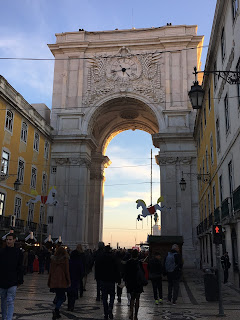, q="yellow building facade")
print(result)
[194,72,219,267]
[0,76,52,240]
